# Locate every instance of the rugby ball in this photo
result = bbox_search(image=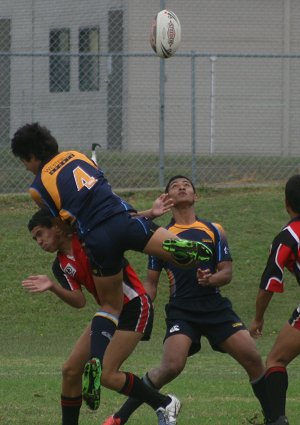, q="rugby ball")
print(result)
[150,10,181,59]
